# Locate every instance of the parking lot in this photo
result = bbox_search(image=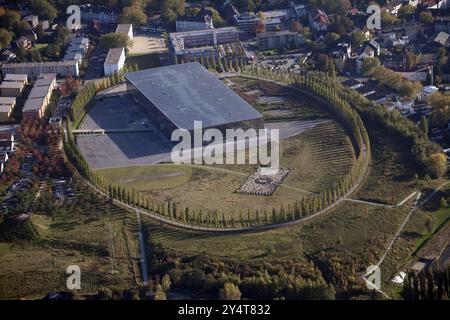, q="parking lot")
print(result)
[77,94,174,169]
[51,178,75,202]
